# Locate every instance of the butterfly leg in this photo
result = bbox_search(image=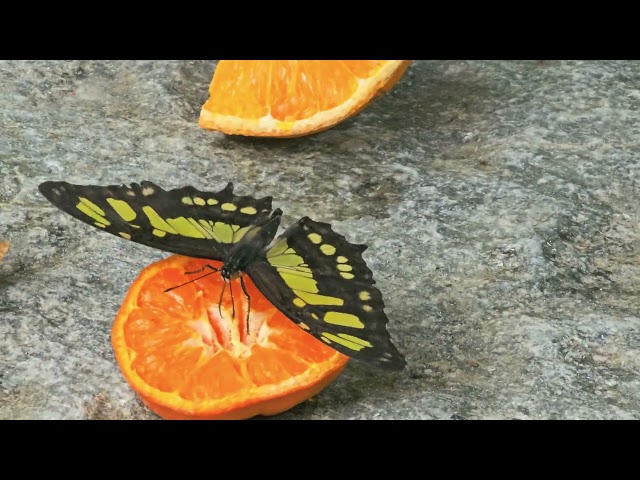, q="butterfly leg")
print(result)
[218,280,227,319]
[240,275,251,335]
[184,264,221,275]
[164,264,221,293]
[229,278,236,319]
